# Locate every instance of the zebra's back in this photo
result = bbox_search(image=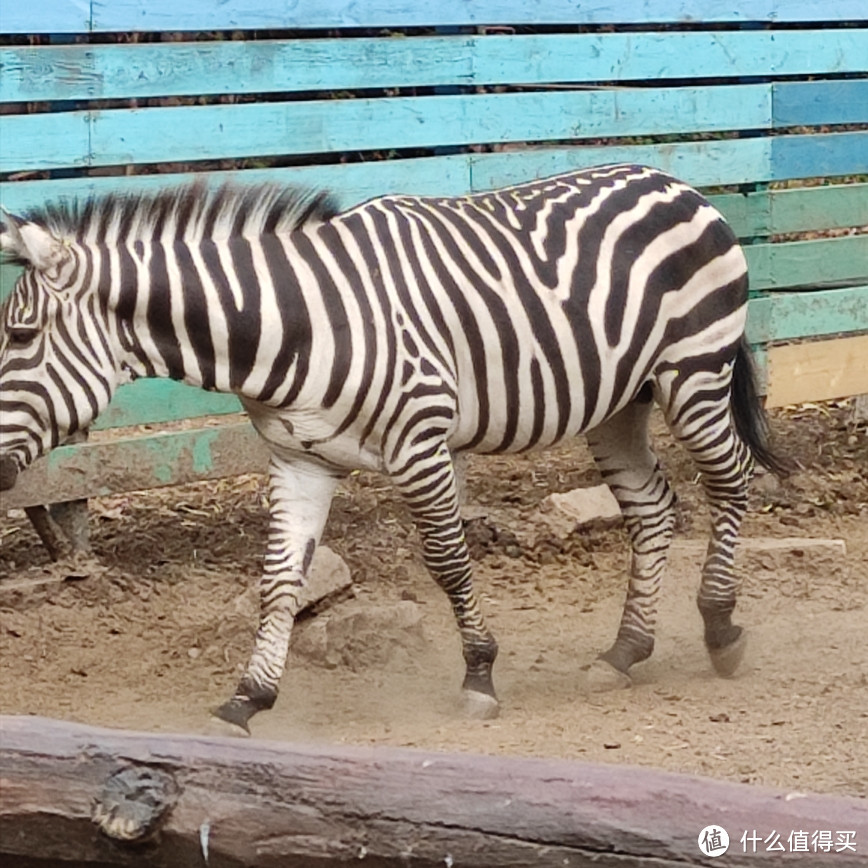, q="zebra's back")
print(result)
[304,164,748,461]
